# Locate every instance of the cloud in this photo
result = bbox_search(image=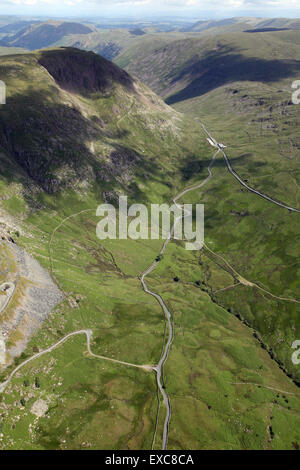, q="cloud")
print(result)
[3,0,299,5]
[3,0,300,15]
[88,0,300,5]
